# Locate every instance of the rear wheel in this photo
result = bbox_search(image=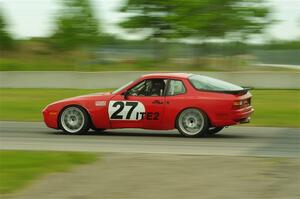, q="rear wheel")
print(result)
[208,127,224,135]
[176,108,209,137]
[59,106,90,134]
